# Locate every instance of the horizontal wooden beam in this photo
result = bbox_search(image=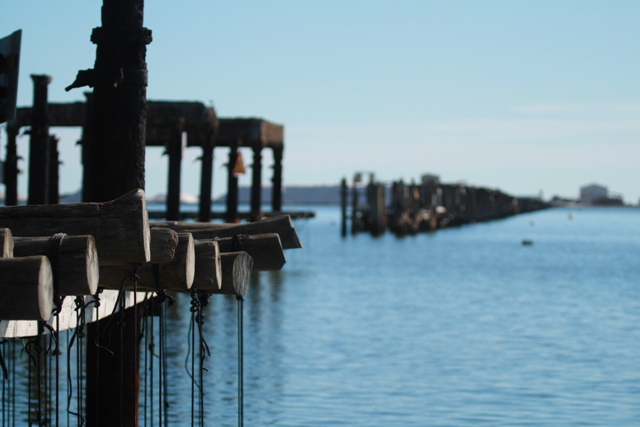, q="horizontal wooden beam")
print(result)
[152,214,302,250]
[0,189,150,264]
[13,235,99,296]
